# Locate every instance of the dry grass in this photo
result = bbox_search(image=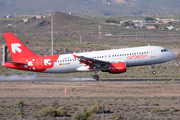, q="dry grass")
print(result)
[0,81,179,119]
